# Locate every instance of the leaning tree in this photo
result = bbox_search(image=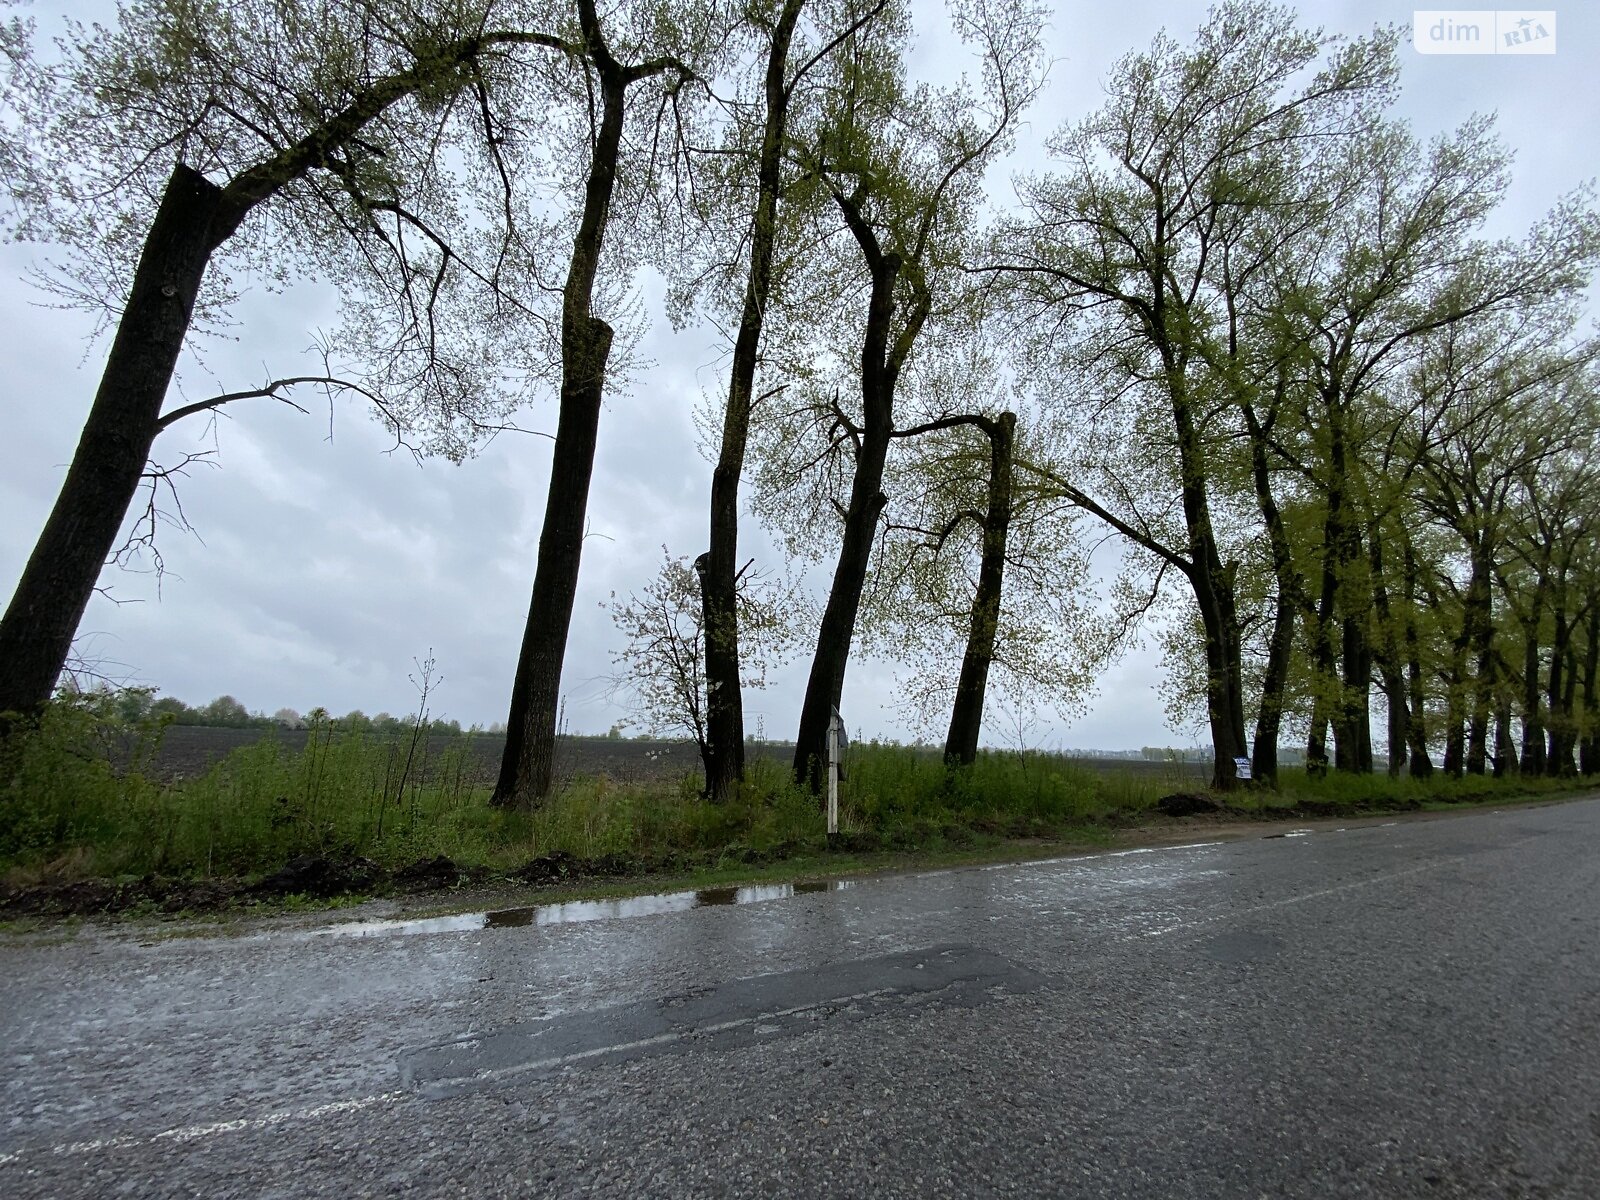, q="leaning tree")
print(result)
[670,0,894,803]
[490,0,730,808]
[0,0,587,737]
[748,0,1043,790]
[990,1,1396,789]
